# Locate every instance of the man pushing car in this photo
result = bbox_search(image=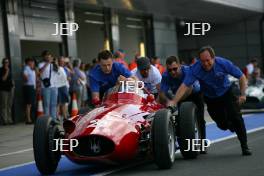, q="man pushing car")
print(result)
[168,46,252,156]
[89,50,136,105]
[159,55,206,153]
